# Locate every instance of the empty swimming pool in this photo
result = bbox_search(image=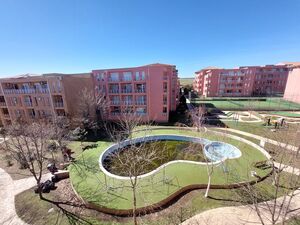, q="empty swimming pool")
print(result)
[204,141,242,162]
